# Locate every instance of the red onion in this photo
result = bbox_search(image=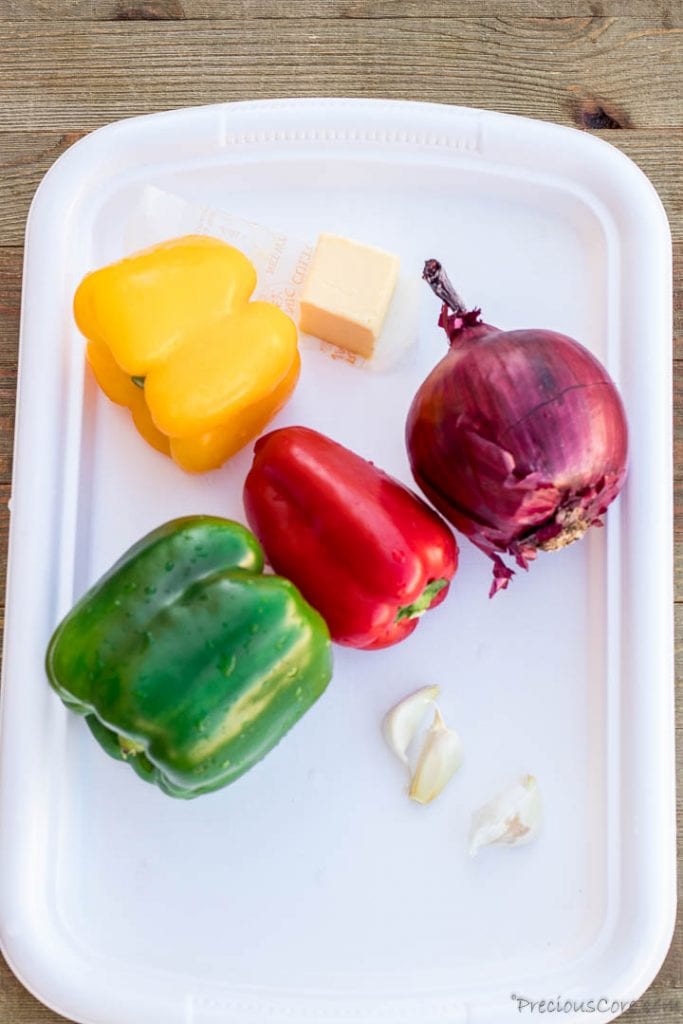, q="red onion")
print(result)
[406,260,628,595]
